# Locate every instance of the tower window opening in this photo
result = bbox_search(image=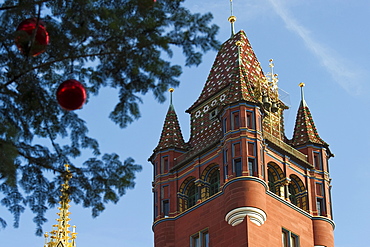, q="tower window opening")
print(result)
[187,182,198,208]
[209,169,220,196]
[267,163,285,196]
[289,175,308,211]
[248,158,256,176]
[234,158,242,177]
[288,184,297,205]
[191,234,200,247]
[316,197,326,216]
[232,111,240,129]
[282,228,300,247]
[191,229,209,247]
[162,200,169,217]
[161,156,169,174]
[313,152,322,170]
[316,183,326,216]
[246,110,254,129]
